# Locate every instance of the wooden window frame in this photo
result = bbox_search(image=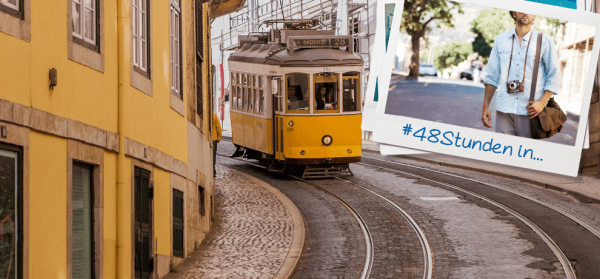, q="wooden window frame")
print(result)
[198,185,205,216]
[72,0,99,52]
[169,0,182,99]
[230,72,237,111]
[313,72,341,114]
[285,73,311,114]
[172,189,184,258]
[66,140,104,279]
[0,142,23,279]
[0,0,23,19]
[132,0,151,77]
[130,161,154,279]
